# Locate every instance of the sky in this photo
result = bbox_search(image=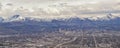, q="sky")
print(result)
[0,0,120,19]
